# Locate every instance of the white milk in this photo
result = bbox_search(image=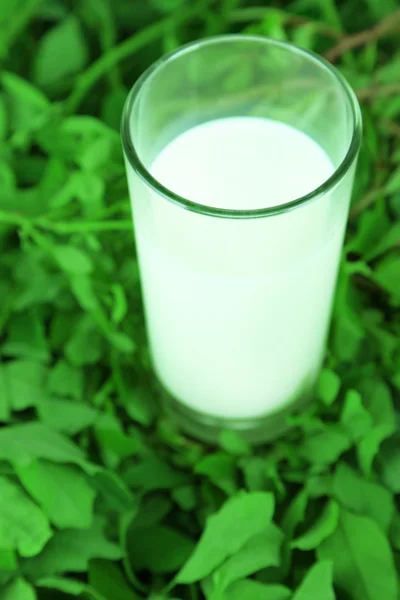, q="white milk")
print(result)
[130,117,344,420]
